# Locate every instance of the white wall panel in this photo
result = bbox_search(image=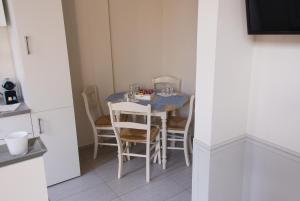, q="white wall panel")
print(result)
[247,36,300,153]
